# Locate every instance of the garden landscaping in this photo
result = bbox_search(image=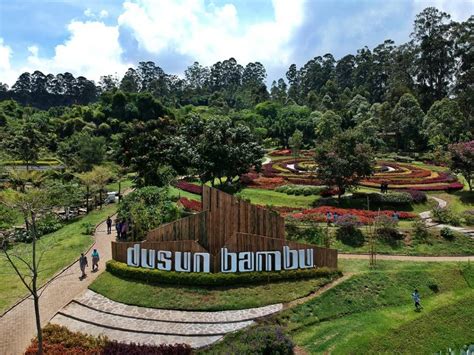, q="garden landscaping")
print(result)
[0,204,117,314]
